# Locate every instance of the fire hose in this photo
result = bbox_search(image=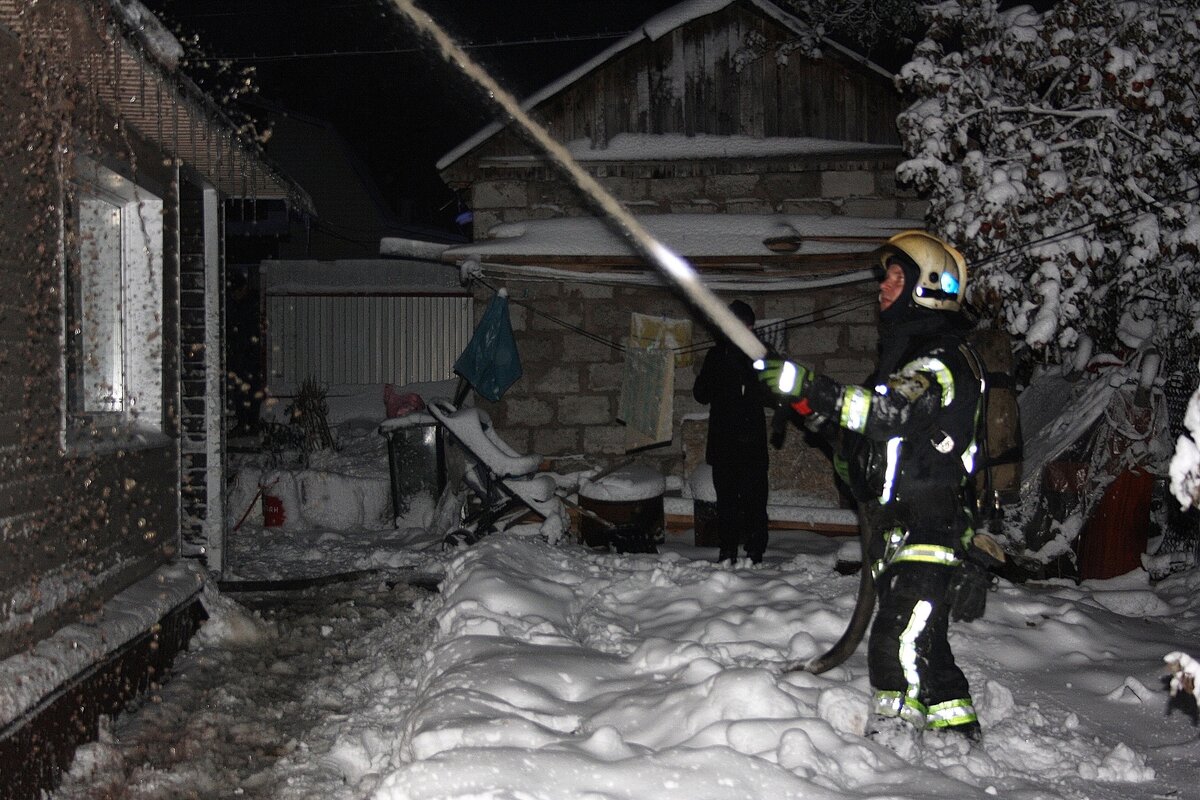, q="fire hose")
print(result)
[391,0,870,673]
